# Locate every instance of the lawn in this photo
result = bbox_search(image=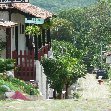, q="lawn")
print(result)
[0,99,111,111]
